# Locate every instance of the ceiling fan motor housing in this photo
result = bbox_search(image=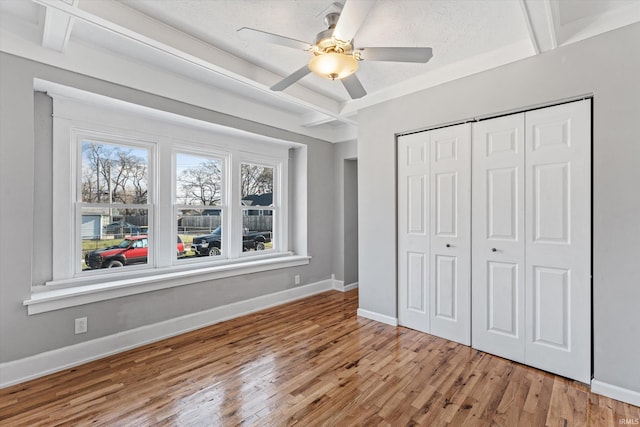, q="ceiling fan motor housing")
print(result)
[314,12,353,55]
